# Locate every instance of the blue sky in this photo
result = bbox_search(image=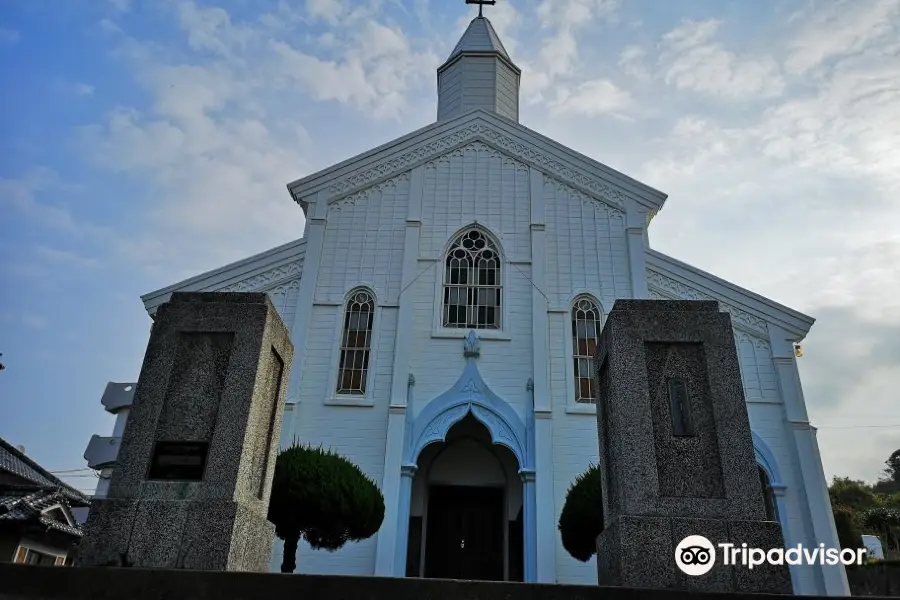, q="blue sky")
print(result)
[1,0,898,495]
